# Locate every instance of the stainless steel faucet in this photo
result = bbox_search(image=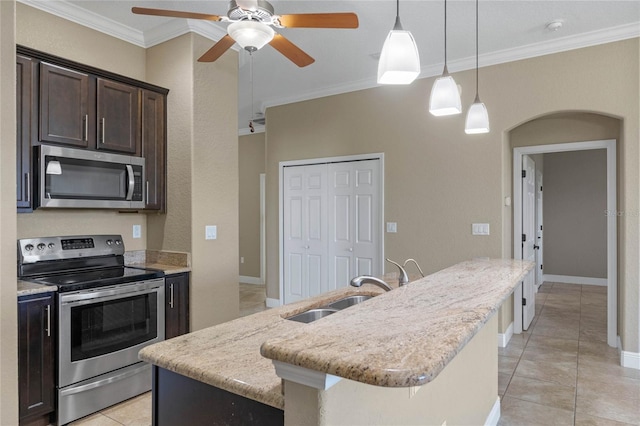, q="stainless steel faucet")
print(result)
[349,276,393,291]
[403,258,425,277]
[386,258,409,285]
